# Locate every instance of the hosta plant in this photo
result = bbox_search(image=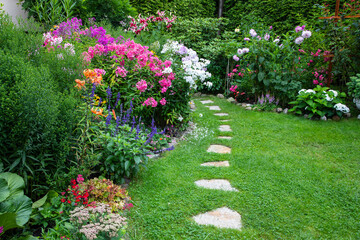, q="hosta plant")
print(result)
[0,172,32,236]
[289,85,348,118]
